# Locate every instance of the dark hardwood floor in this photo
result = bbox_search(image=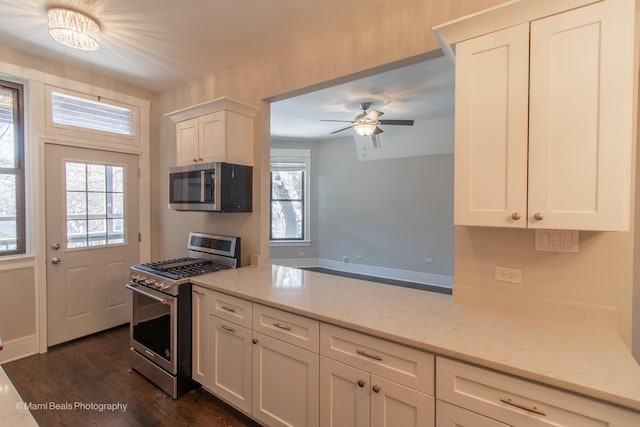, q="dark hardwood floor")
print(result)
[3,325,259,427]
